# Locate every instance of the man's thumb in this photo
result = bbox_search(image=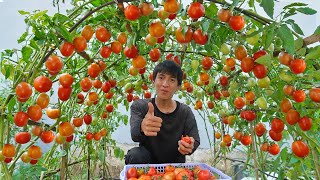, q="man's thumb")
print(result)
[147,102,154,115]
